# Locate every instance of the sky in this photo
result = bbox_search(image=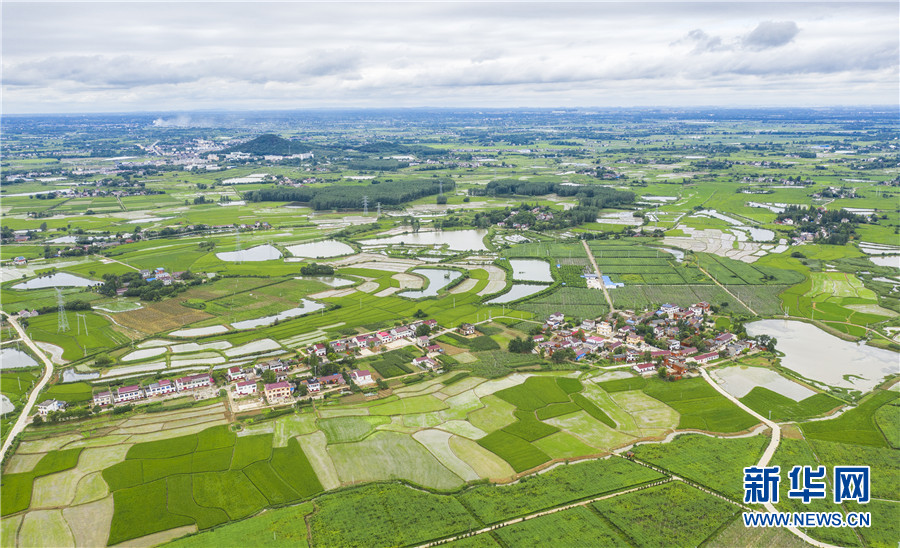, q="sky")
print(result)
[2,1,898,113]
